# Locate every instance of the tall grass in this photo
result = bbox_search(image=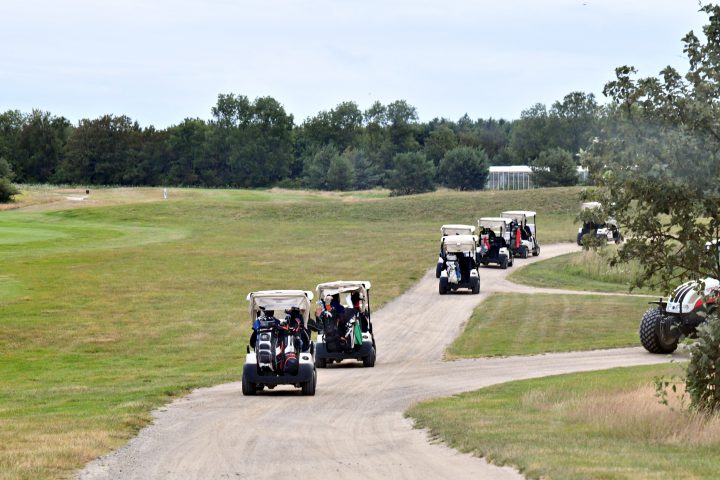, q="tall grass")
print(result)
[408,364,720,479]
